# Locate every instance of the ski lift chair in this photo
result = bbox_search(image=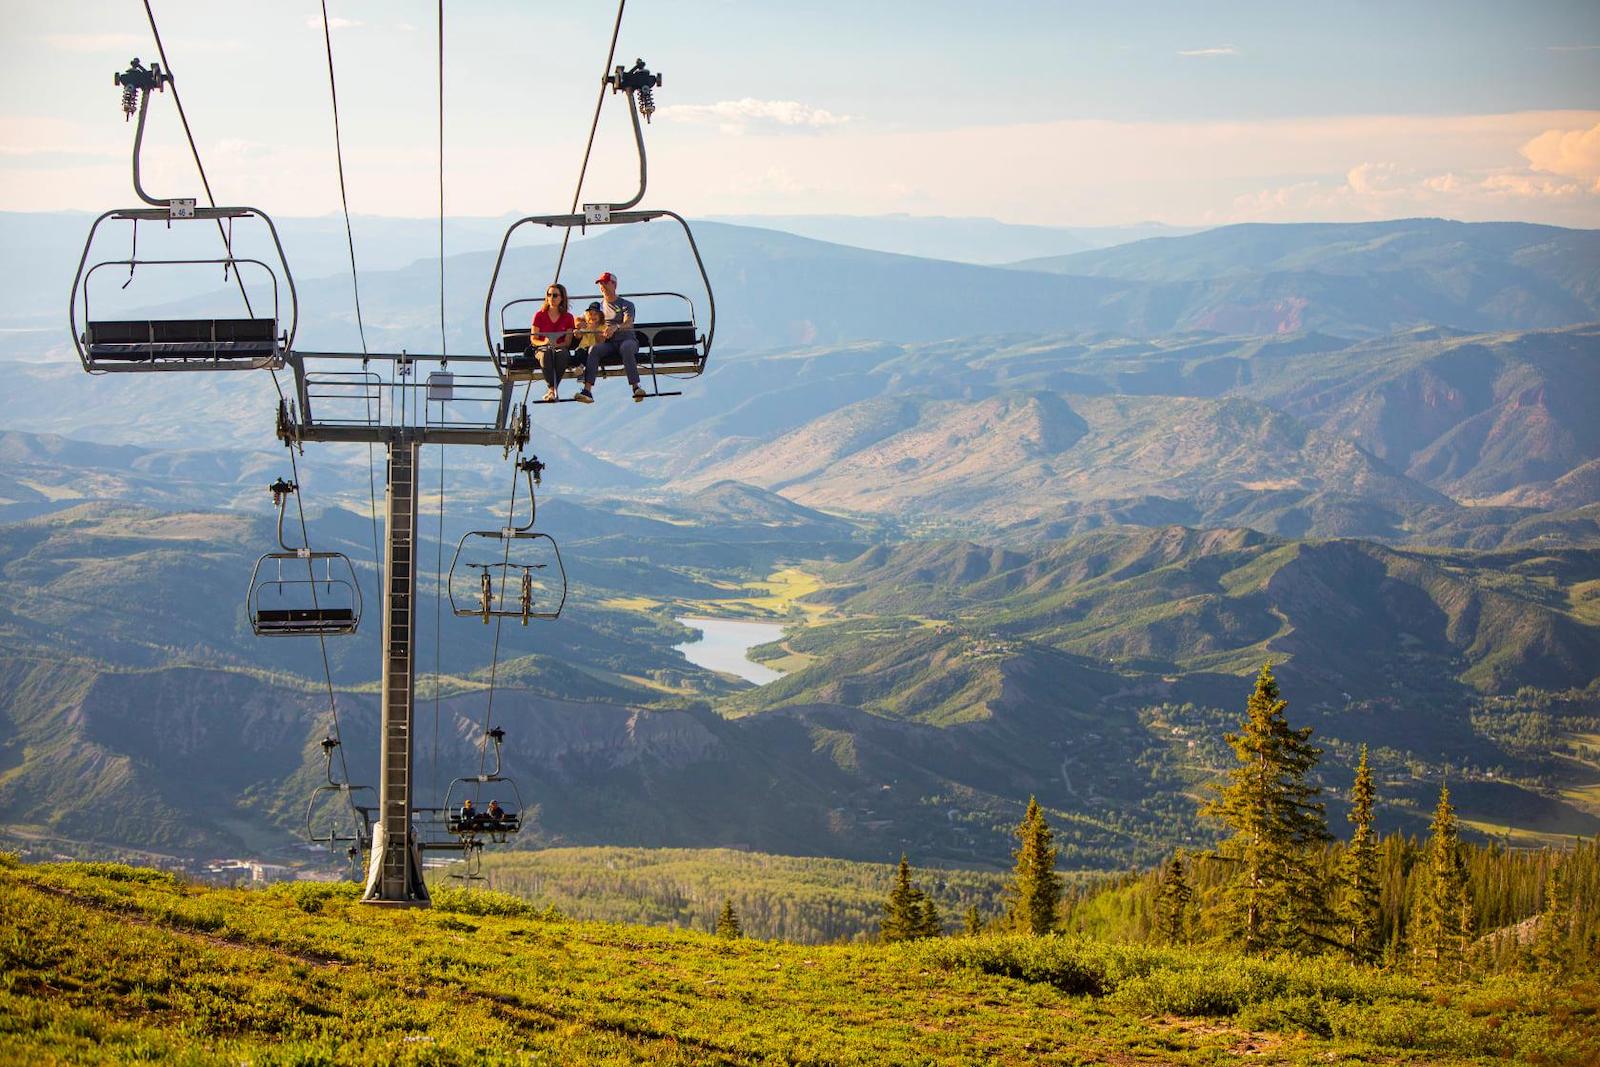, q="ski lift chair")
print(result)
[304,737,376,880]
[482,59,713,398]
[447,457,567,624]
[70,61,296,374]
[443,728,526,845]
[246,479,363,637]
